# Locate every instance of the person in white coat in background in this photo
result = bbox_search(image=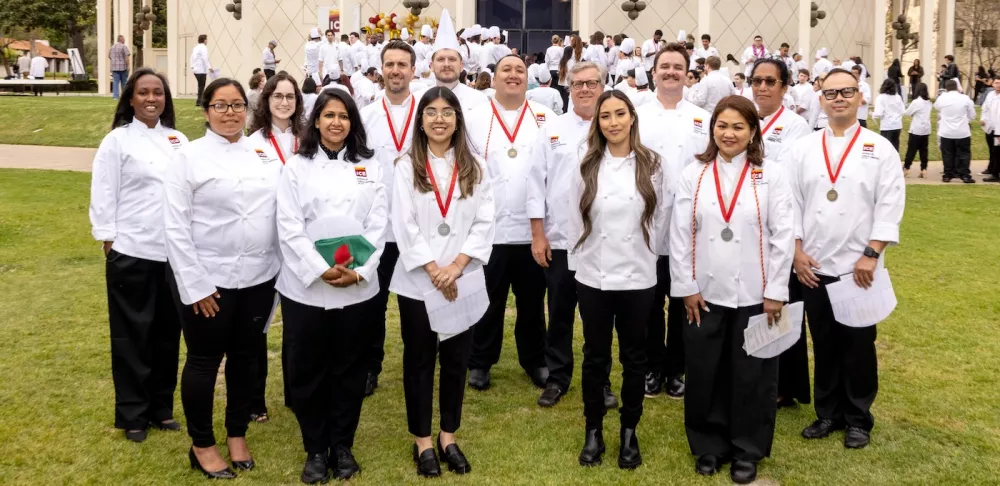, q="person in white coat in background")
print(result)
[902,83,932,178]
[526,68,564,114]
[391,86,494,478]
[164,78,280,480]
[934,79,978,183]
[669,95,794,485]
[627,68,655,108]
[981,78,1000,182]
[318,30,341,84]
[91,68,187,444]
[570,90,667,471]
[872,79,906,150]
[812,48,834,80]
[460,25,483,82]
[275,88,386,484]
[304,28,323,84]
[189,34,212,106]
